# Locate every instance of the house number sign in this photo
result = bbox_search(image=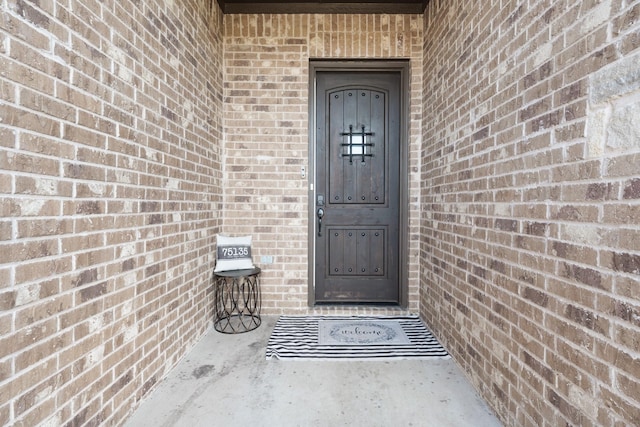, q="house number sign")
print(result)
[217,246,251,259]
